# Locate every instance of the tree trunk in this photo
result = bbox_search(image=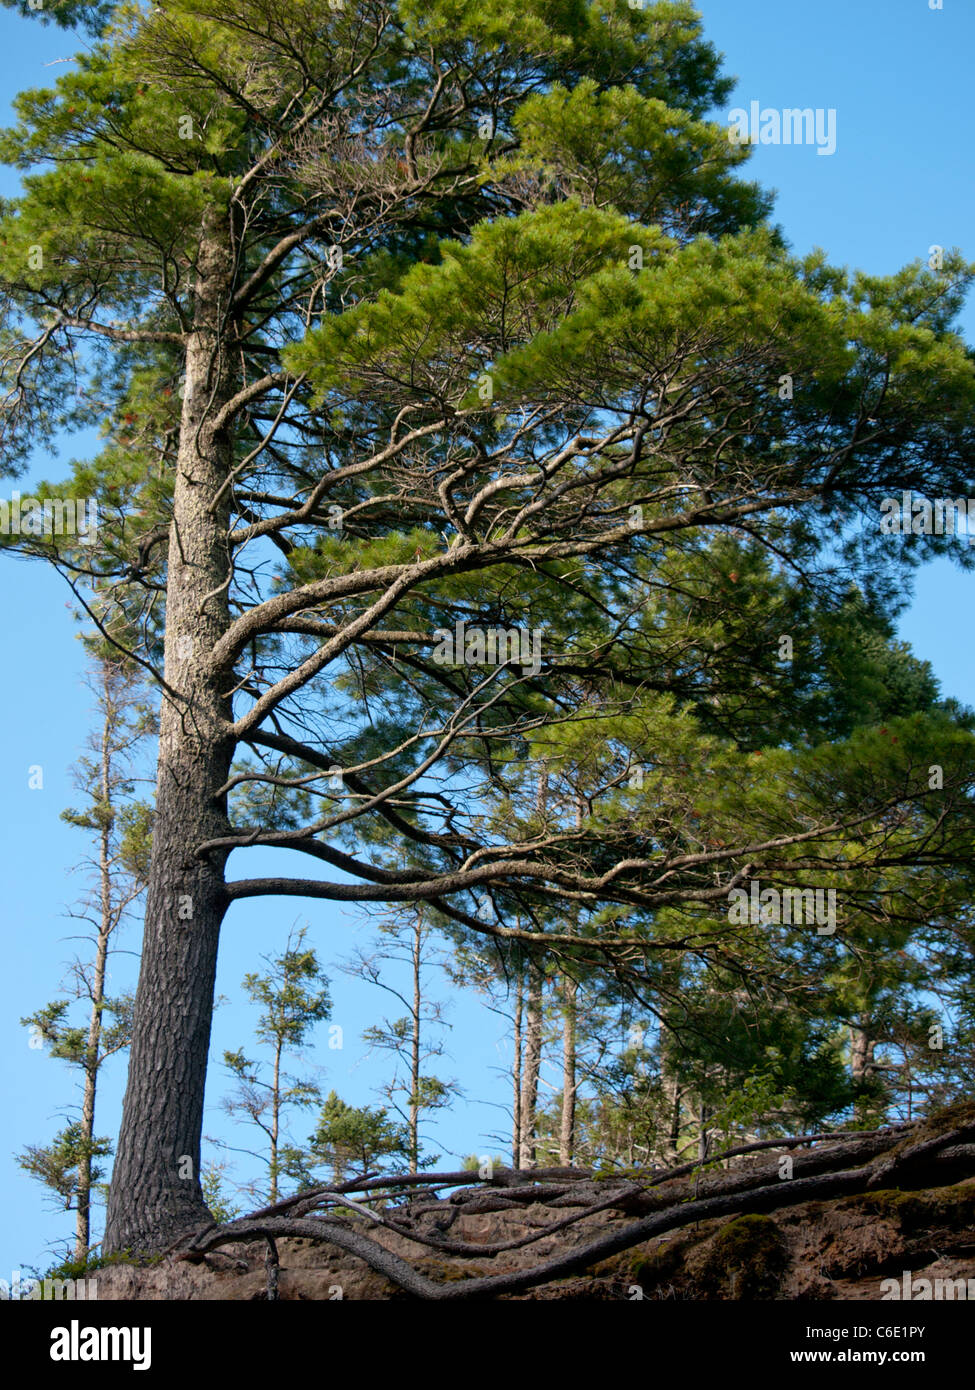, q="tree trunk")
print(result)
[409,912,422,1173]
[76,1008,99,1263]
[698,1099,710,1165]
[75,692,115,1263]
[270,1039,281,1204]
[518,958,543,1169]
[559,974,577,1165]
[851,1013,879,1124]
[511,969,523,1169]
[664,1073,683,1164]
[104,209,237,1254]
